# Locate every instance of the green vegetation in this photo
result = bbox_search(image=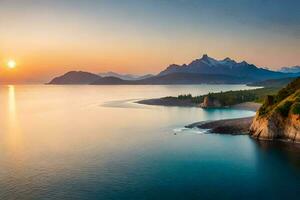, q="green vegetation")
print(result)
[175,87,279,106]
[258,78,300,117]
[173,77,300,114]
[178,94,192,100]
[275,101,293,117]
[291,103,300,115]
